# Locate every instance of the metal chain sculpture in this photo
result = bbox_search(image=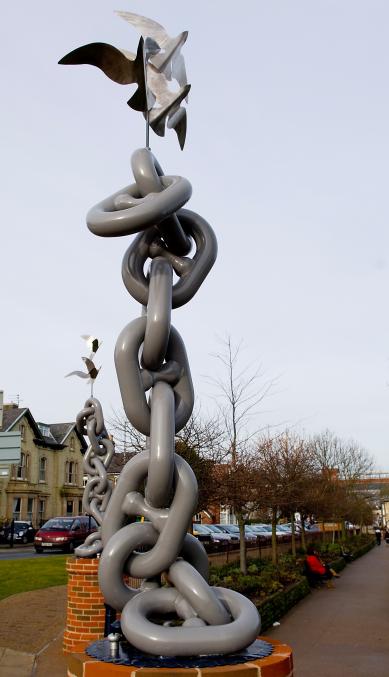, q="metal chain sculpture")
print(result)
[61,10,260,659]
